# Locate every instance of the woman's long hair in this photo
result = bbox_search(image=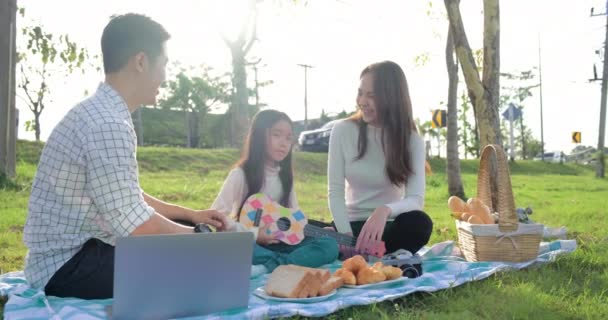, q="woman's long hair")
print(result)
[235,110,294,220]
[350,61,417,186]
